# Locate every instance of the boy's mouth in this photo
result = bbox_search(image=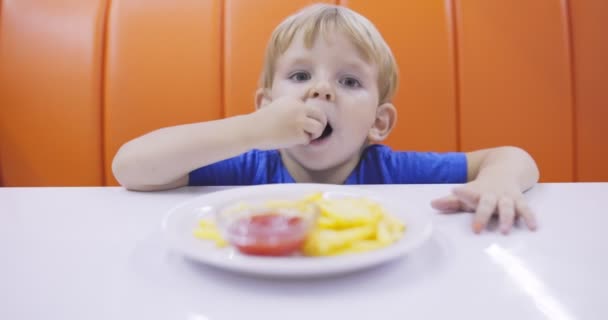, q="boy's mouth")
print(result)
[313,122,333,142]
